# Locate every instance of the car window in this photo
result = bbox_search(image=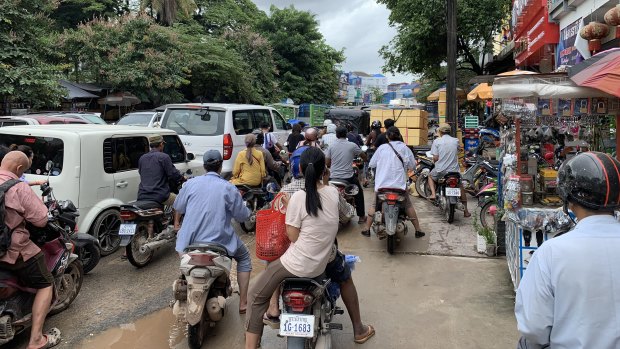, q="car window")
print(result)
[254,110,273,131]
[163,135,186,163]
[162,109,225,136]
[0,135,64,175]
[82,115,107,124]
[103,137,149,173]
[272,110,287,130]
[0,120,28,127]
[233,110,255,135]
[117,113,154,126]
[49,120,65,124]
